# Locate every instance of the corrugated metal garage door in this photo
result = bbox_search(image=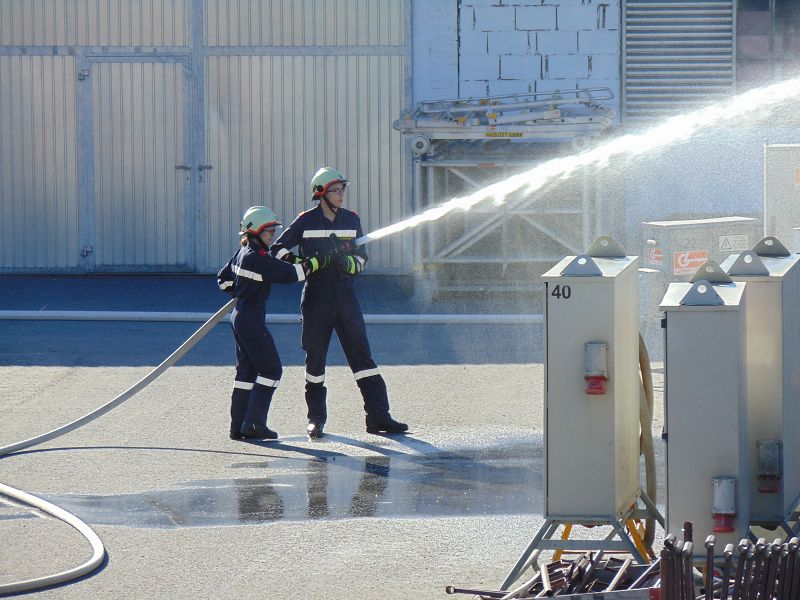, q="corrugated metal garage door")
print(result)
[203,53,407,272]
[0,55,79,270]
[623,0,735,125]
[201,0,409,273]
[0,0,409,274]
[91,60,193,270]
